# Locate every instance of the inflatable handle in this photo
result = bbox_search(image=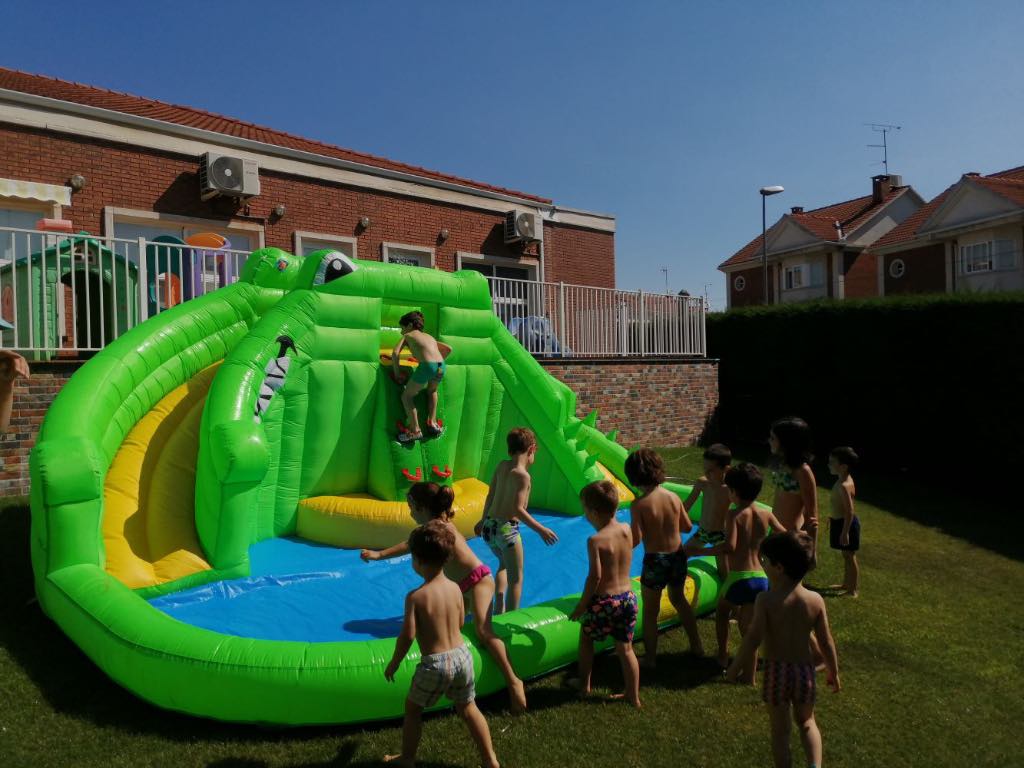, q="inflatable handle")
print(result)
[402,468,423,482]
[432,465,452,479]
